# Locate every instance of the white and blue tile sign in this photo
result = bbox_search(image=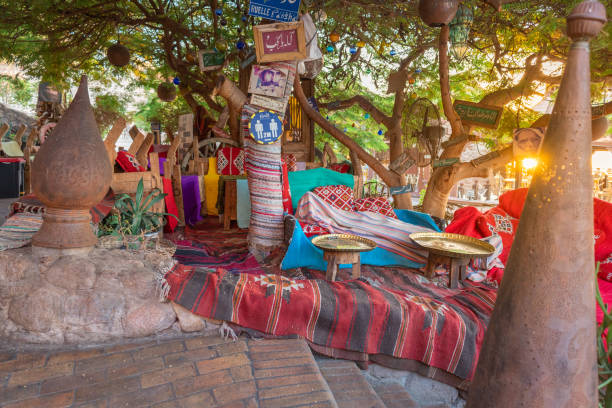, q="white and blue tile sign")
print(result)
[249,110,283,144]
[248,0,301,22]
